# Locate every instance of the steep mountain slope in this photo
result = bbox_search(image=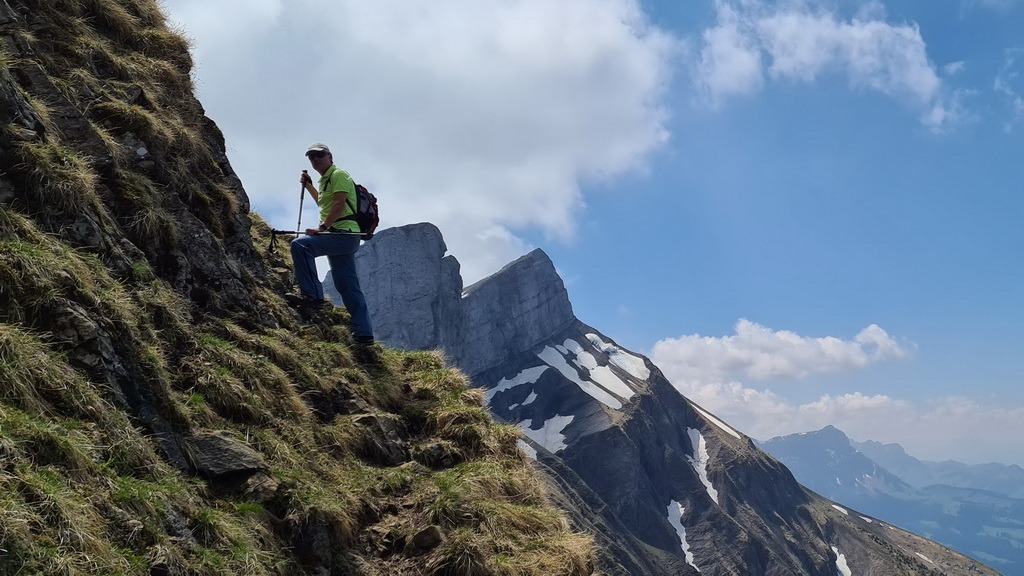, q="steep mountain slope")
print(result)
[1,2,596,574]
[762,426,1024,574]
[355,222,999,576]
